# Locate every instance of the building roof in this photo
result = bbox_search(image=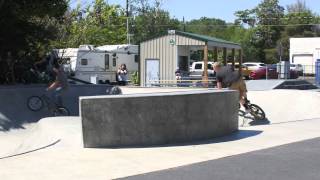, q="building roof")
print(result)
[140,30,241,49]
[175,31,241,47]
